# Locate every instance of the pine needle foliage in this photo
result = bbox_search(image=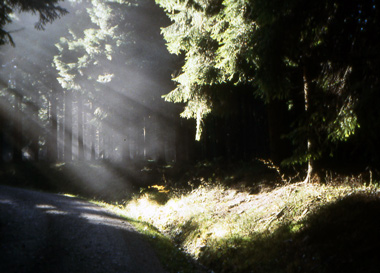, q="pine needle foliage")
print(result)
[0,0,67,45]
[157,0,380,168]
